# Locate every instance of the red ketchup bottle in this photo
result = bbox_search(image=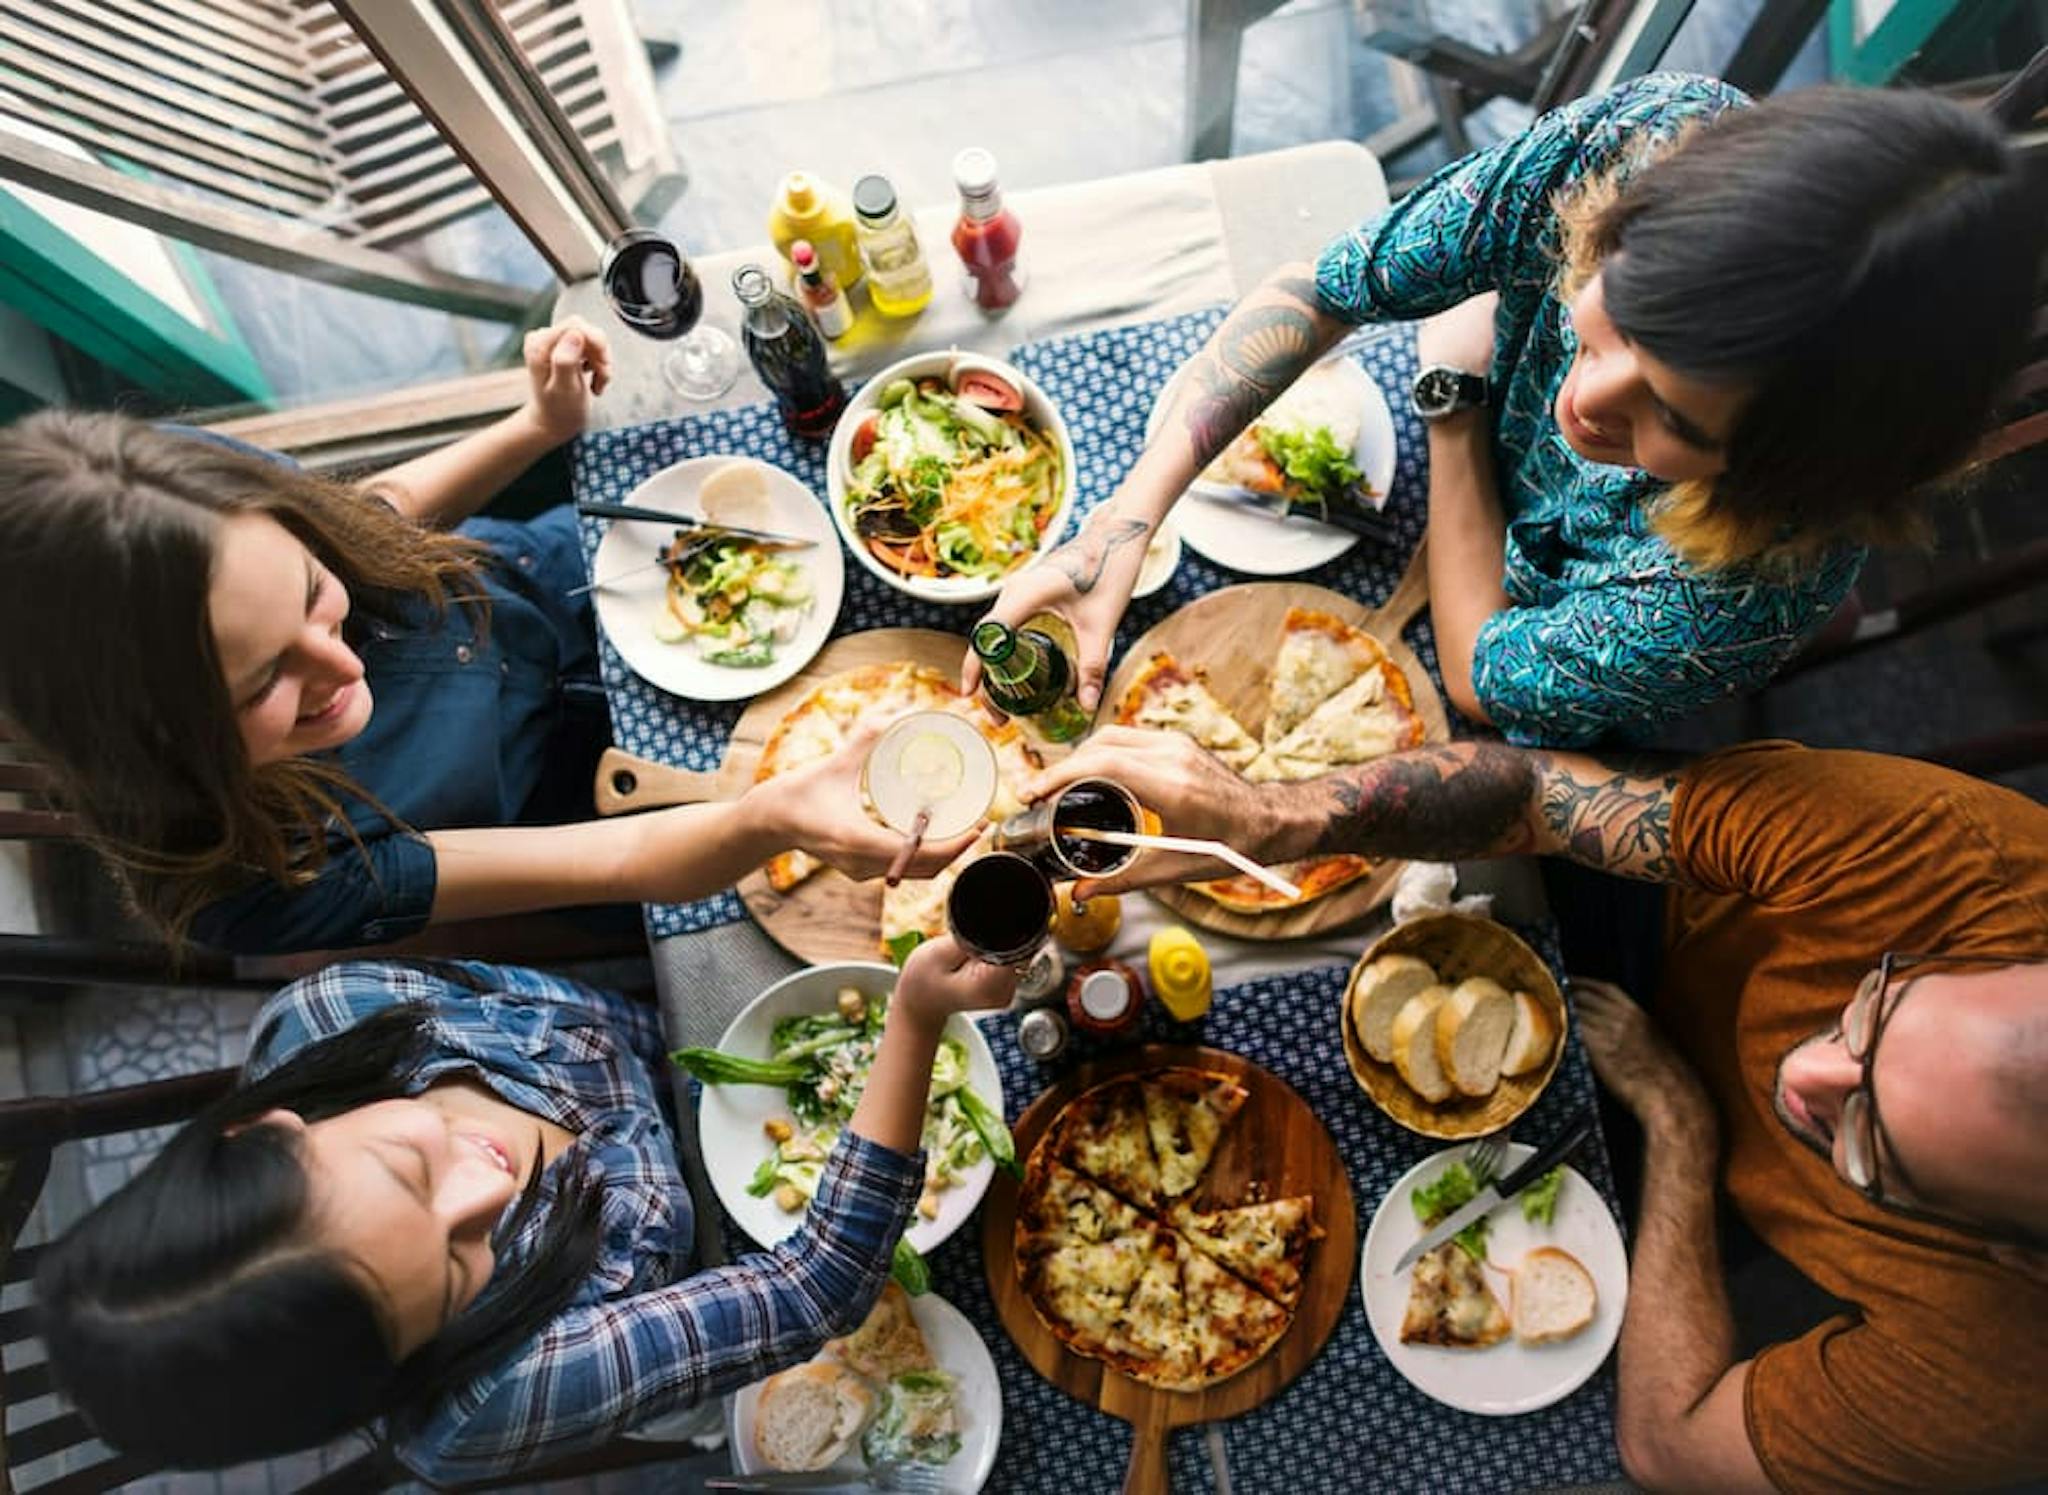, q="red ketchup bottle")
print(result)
[950,147,1026,312]
[1066,960,1145,1041]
